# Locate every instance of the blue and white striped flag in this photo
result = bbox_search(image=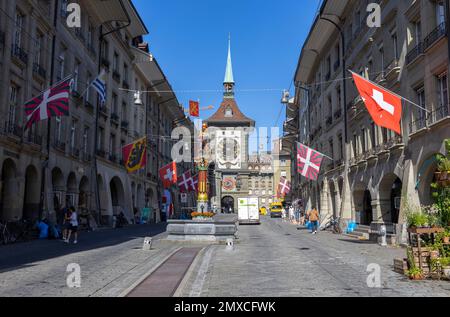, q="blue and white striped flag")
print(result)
[92,69,107,103]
